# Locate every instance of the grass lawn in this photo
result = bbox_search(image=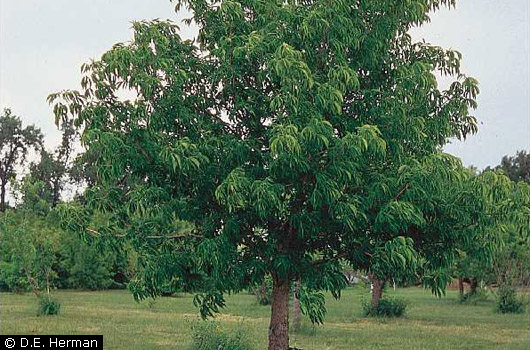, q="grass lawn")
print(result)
[1,286,528,350]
